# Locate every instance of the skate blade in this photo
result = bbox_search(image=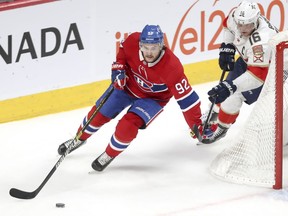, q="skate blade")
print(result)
[196,141,213,145]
